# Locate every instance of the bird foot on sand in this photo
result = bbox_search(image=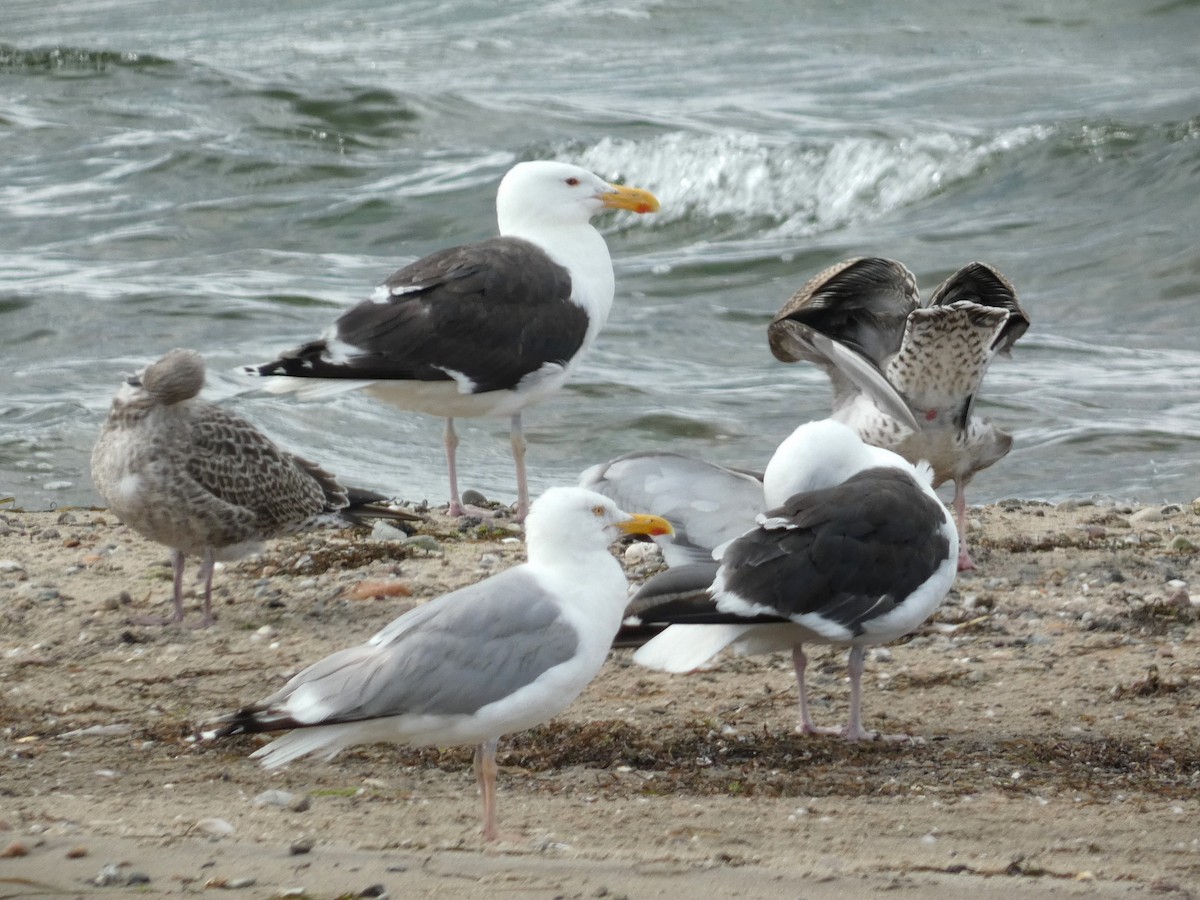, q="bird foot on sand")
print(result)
[126,611,215,629]
[842,726,924,744]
